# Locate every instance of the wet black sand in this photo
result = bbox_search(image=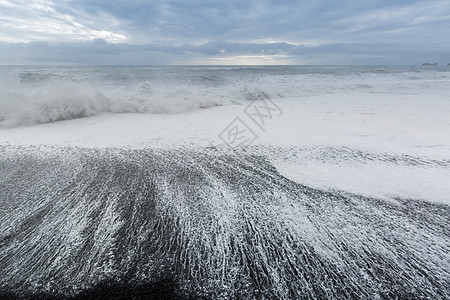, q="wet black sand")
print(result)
[0,145,449,299]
